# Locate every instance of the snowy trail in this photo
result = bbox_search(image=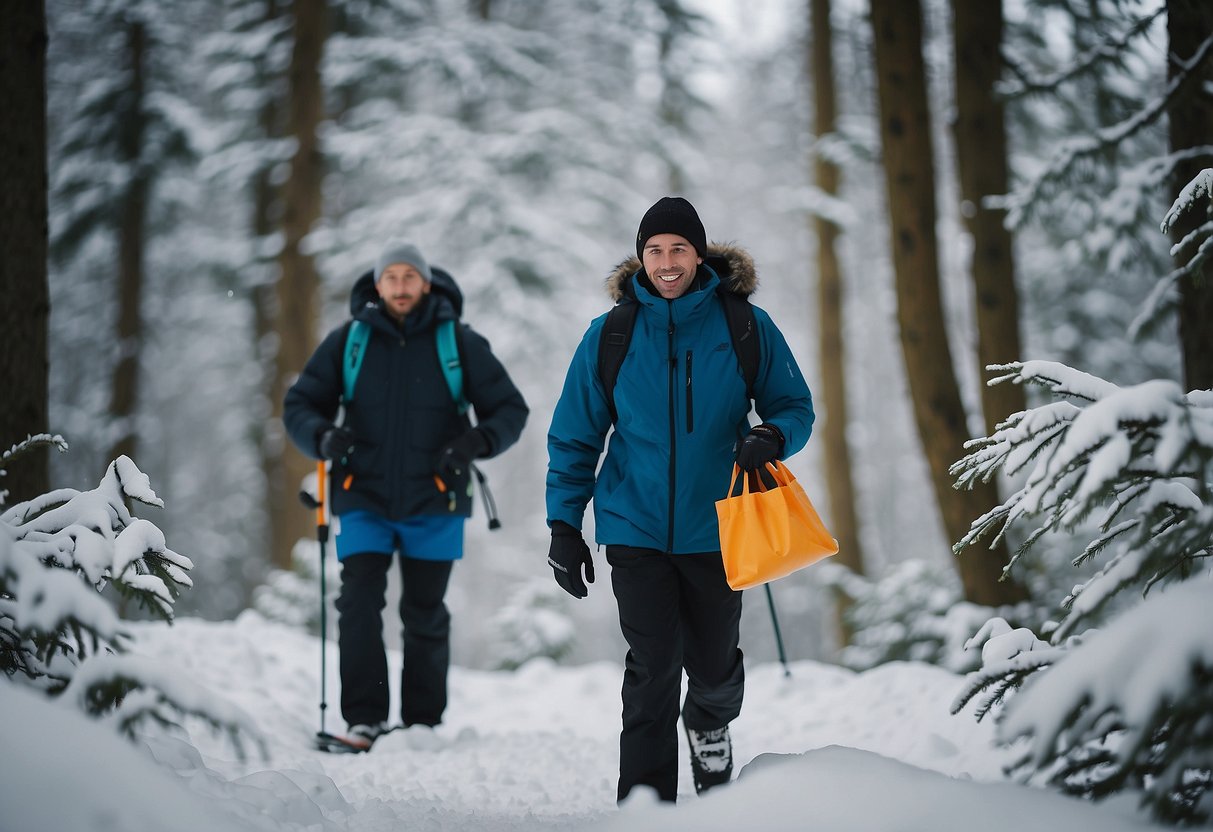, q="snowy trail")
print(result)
[135,614,1005,827]
[2,613,1164,831]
